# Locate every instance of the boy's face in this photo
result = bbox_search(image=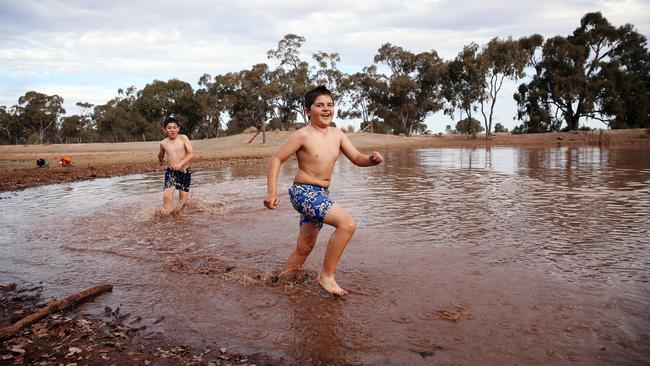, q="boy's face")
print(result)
[164,122,180,138]
[305,94,334,128]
